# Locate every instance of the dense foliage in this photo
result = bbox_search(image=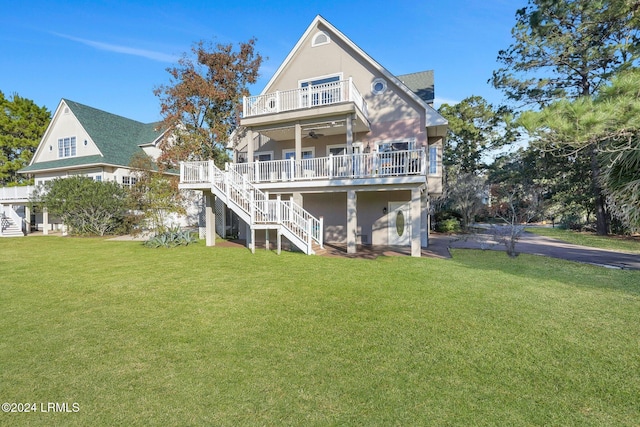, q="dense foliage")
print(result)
[128,152,186,236]
[0,92,51,185]
[491,0,640,234]
[154,39,262,168]
[519,69,640,231]
[32,176,129,236]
